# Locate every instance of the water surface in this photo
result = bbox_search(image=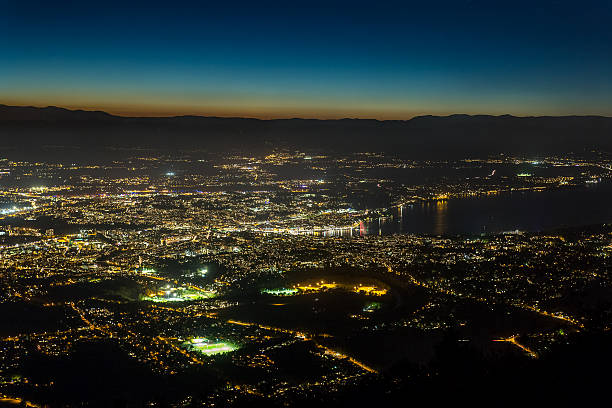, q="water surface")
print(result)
[363,181,612,235]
